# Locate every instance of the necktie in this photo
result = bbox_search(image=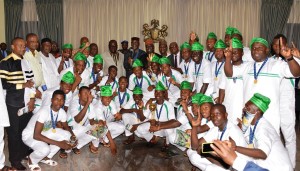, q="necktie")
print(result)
[174,55,177,68]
